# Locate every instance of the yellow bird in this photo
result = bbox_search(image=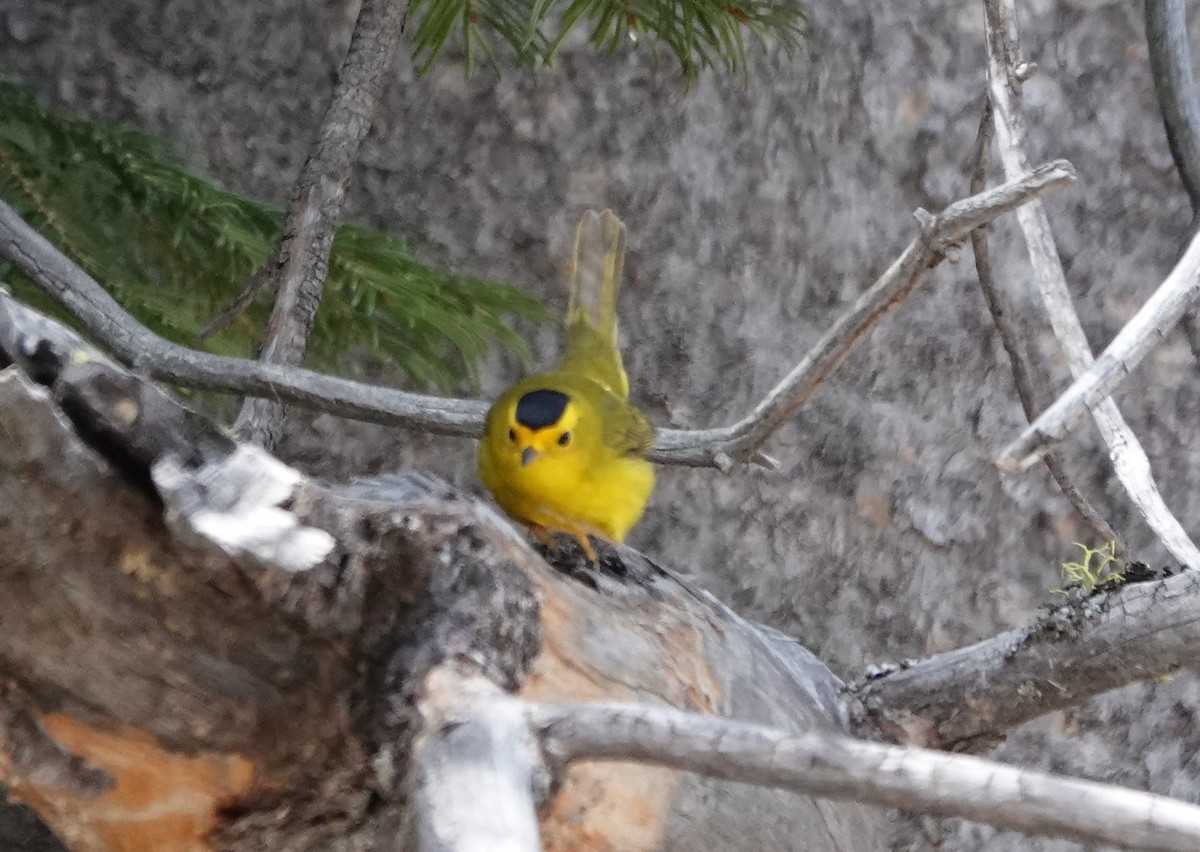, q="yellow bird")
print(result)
[478,210,655,558]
